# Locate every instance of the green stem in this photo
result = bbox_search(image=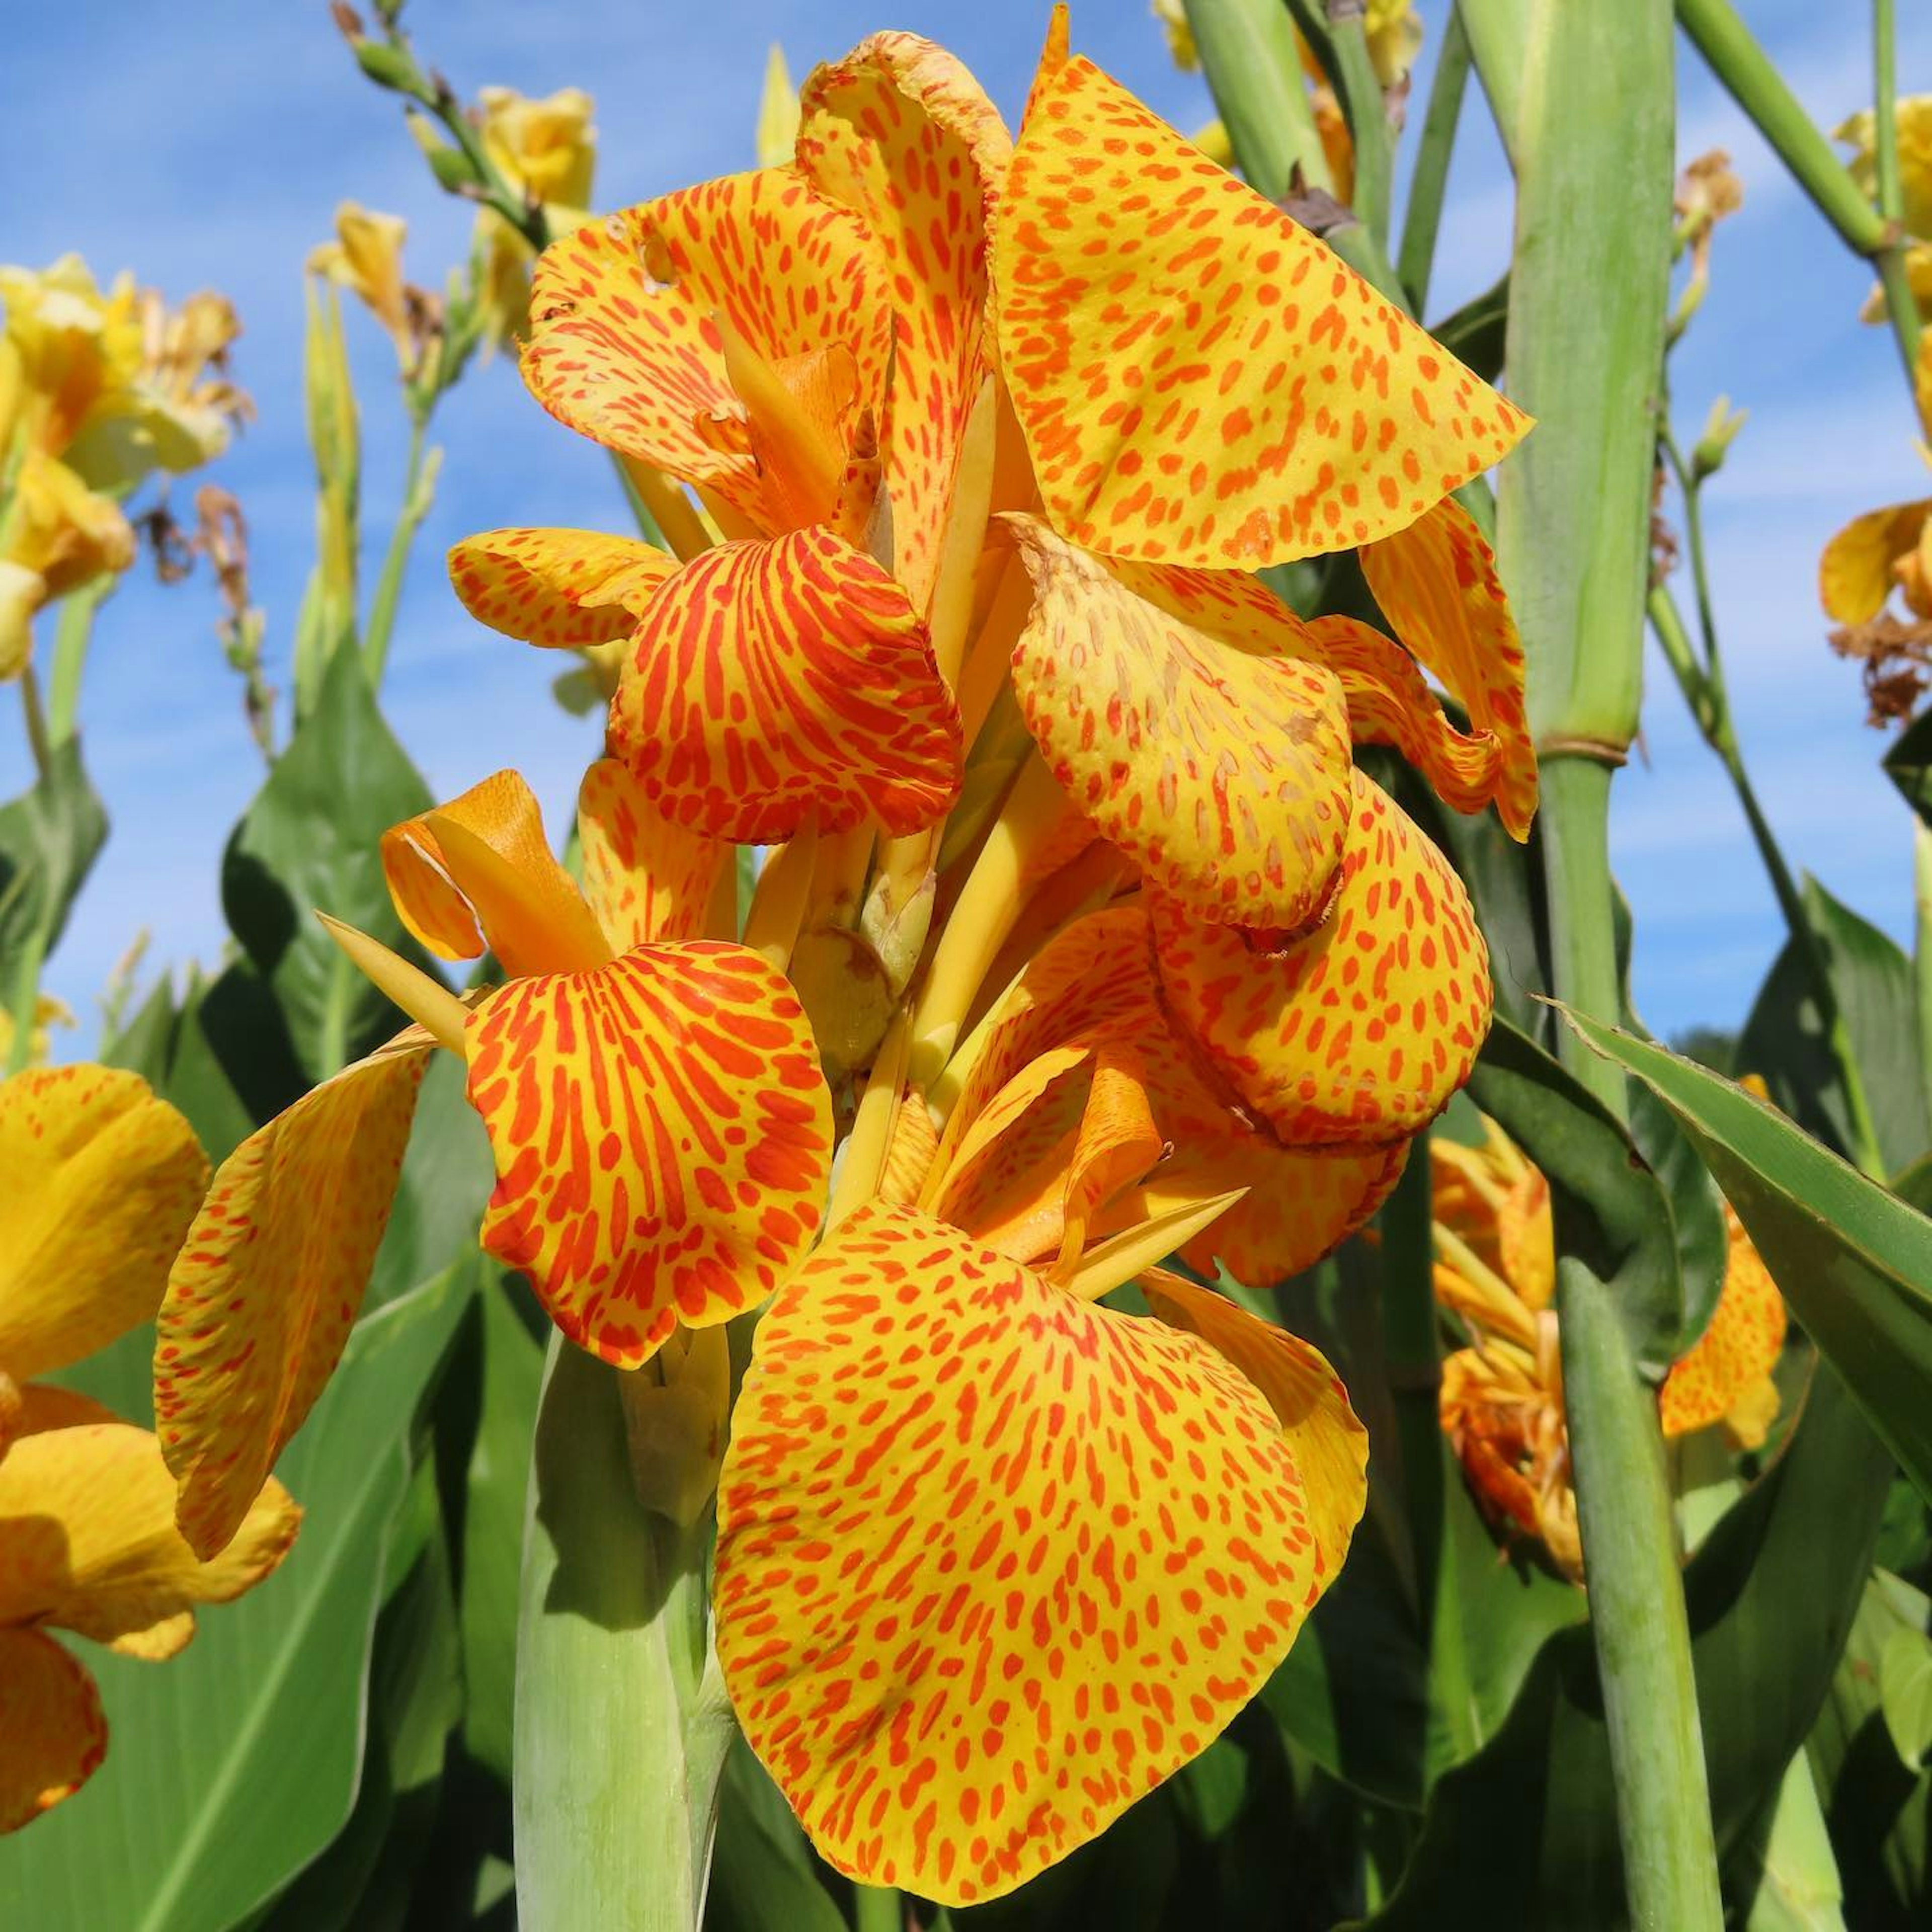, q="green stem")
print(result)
[1185,0,1338,203]
[1323,10,1395,251]
[18,662,52,783]
[1538,760,1630,1114]
[1916,823,1932,1122]
[1398,7,1472,314]
[1455,0,1528,164]
[44,578,109,748]
[853,1886,903,1932]
[1377,1129,1446,1607]
[362,416,437,690]
[4,924,48,1077]
[1870,4,1925,383]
